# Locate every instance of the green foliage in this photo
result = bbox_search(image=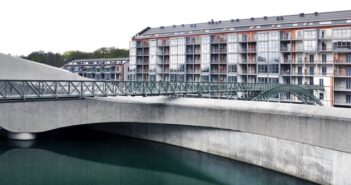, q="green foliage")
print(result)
[24,51,64,67]
[22,47,129,67]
